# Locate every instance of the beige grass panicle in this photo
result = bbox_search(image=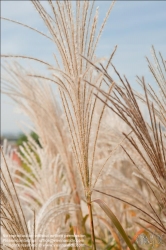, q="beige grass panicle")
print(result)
[2,2,116,248]
[92,48,166,239]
